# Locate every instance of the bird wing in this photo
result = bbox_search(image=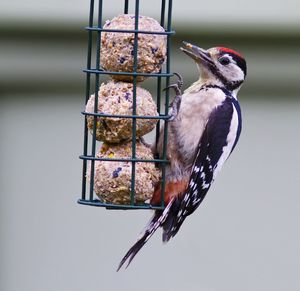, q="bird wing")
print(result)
[162,97,242,241]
